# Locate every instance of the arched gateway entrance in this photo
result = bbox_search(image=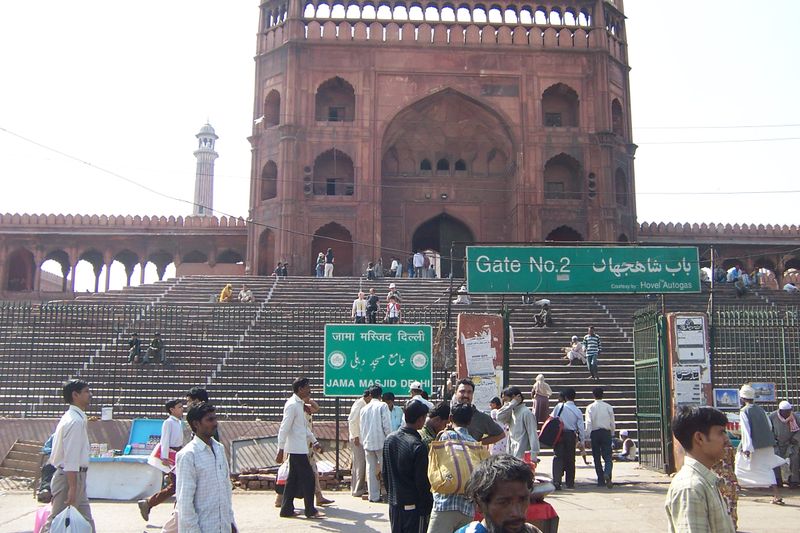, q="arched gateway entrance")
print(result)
[311,222,353,276]
[412,214,474,278]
